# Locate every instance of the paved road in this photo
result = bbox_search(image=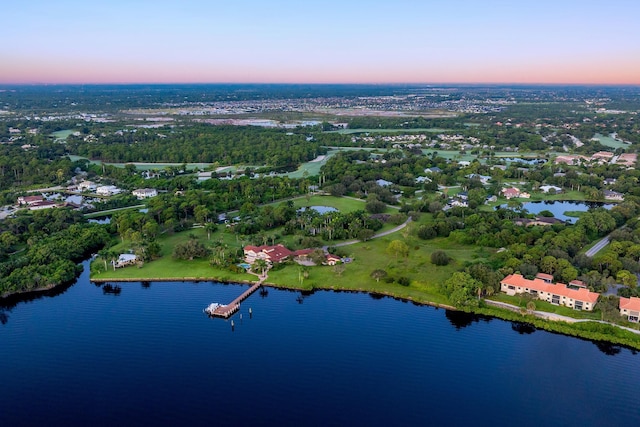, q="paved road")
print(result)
[485,299,640,335]
[585,235,610,257]
[331,217,412,247]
